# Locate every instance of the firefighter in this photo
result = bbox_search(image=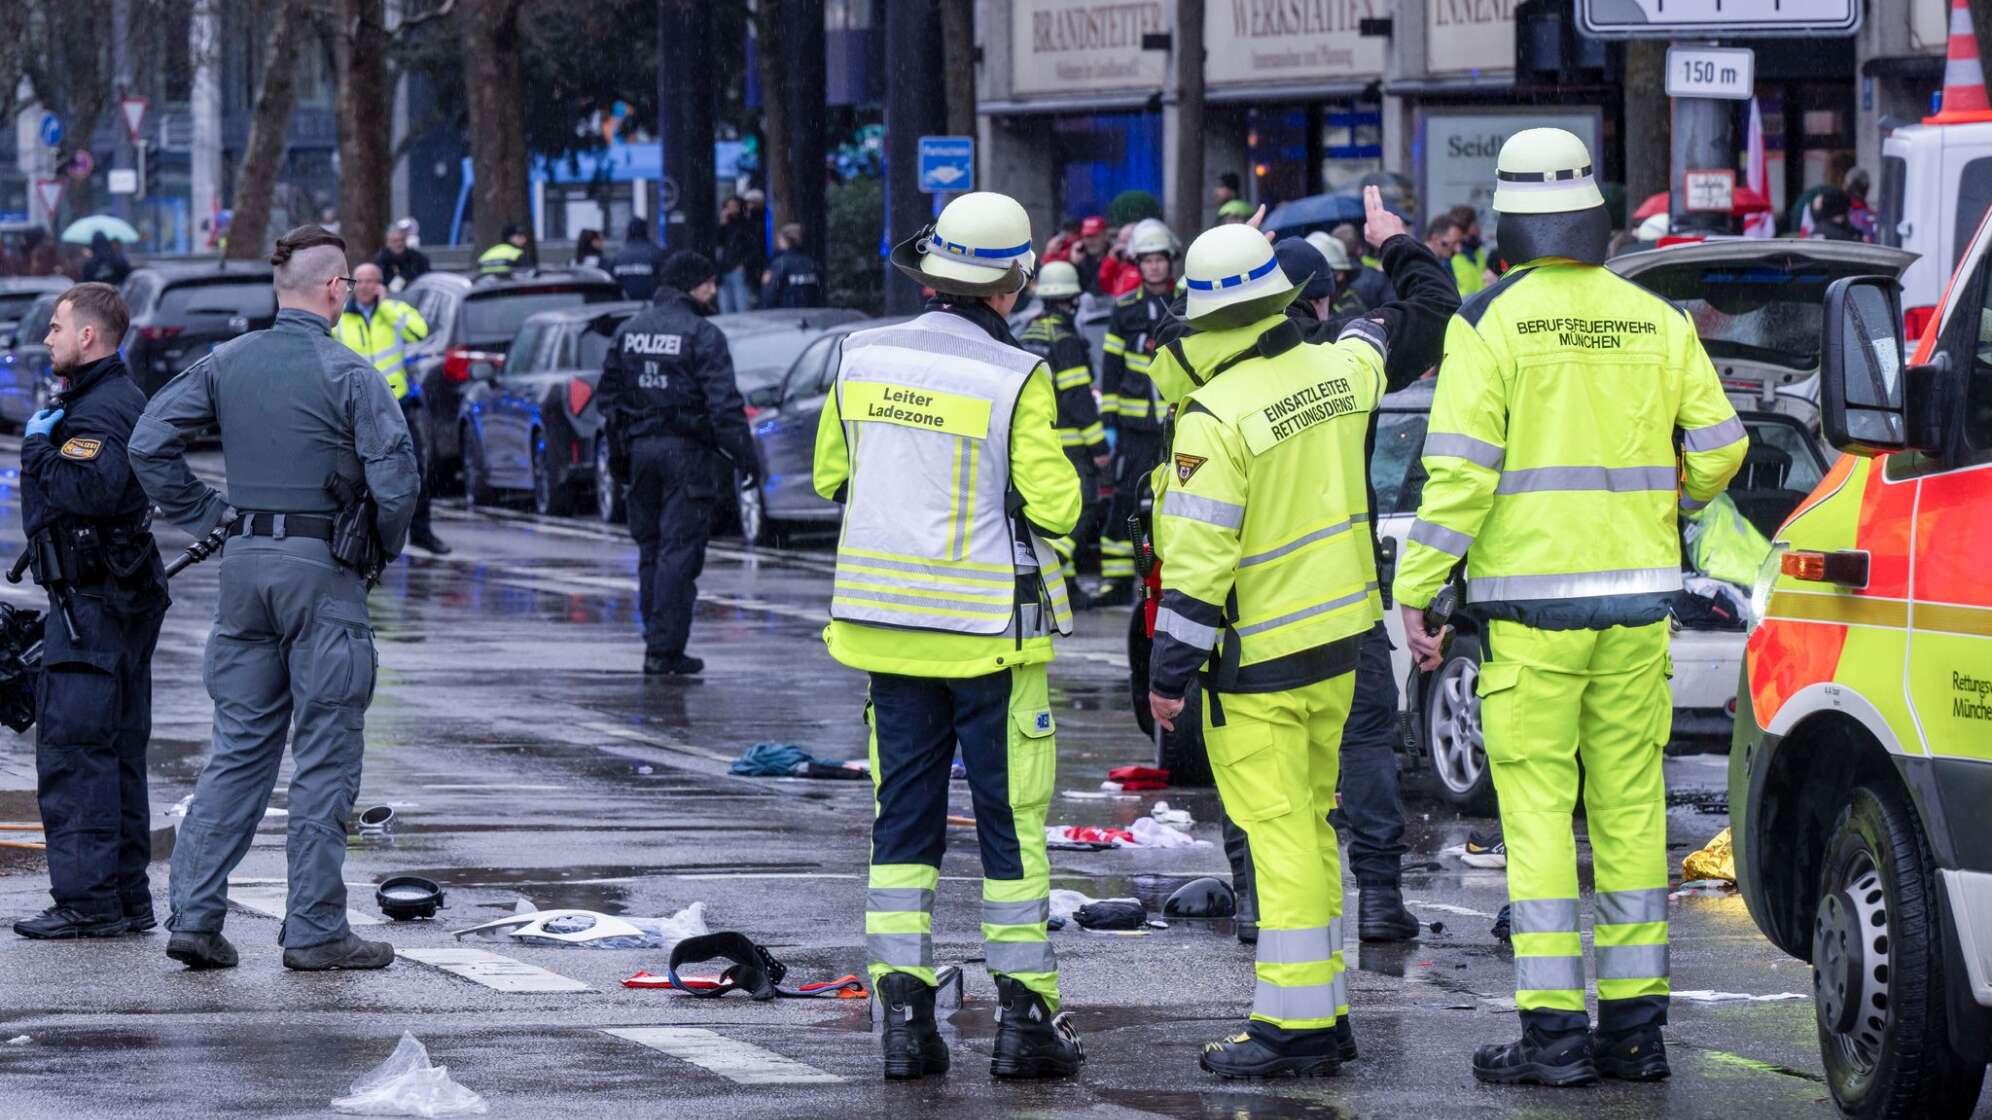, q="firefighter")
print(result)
[1096,218,1179,606]
[1393,129,1748,1087]
[811,192,1085,1082]
[1146,189,1435,1078]
[1017,260,1107,597]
